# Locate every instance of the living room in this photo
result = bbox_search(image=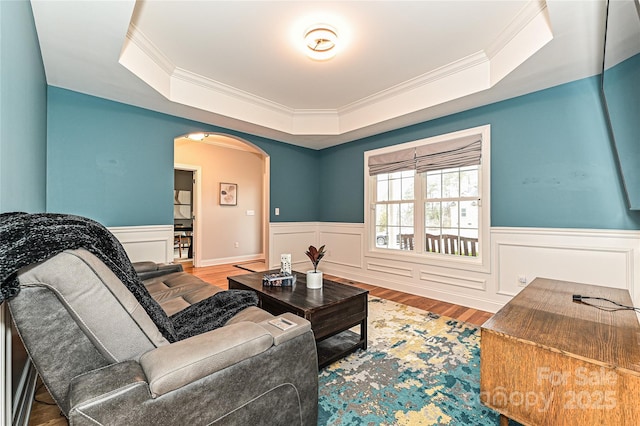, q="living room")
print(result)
[2,0,640,425]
